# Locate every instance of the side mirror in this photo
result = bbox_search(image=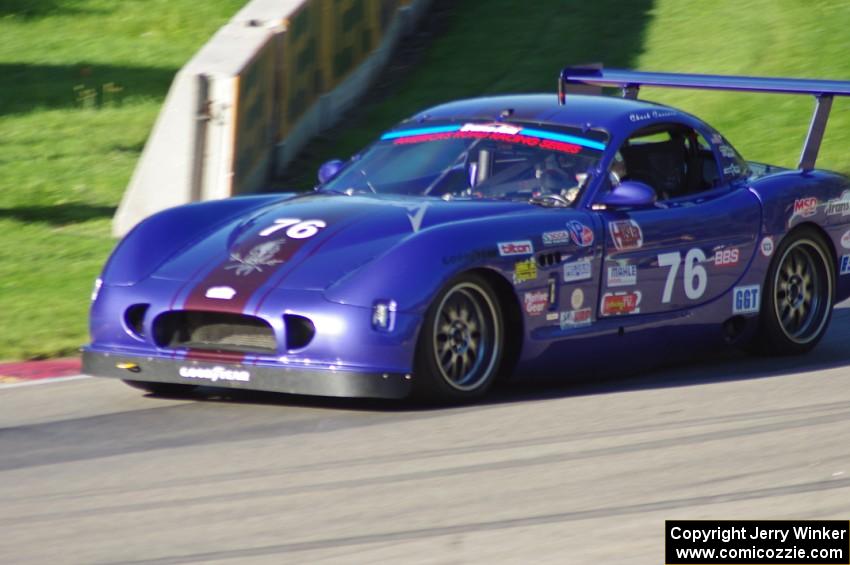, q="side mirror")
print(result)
[317,159,345,184]
[599,180,656,208]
